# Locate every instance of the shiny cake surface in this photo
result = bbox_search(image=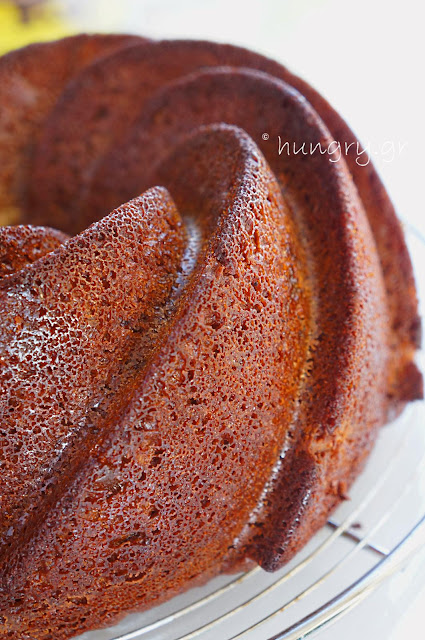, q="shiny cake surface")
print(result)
[0,35,422,640]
